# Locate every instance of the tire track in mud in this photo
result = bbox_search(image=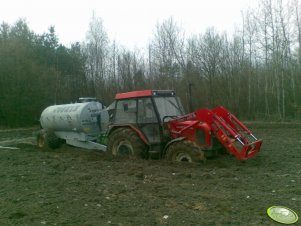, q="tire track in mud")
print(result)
[0,127,38,148]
